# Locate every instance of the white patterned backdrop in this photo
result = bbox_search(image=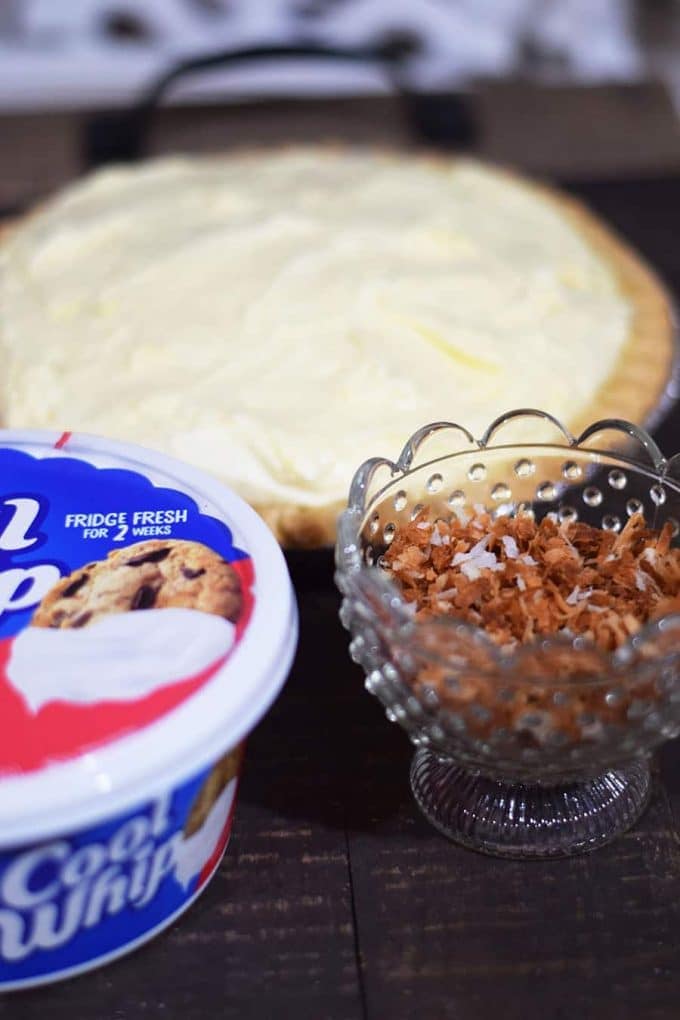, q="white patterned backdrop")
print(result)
[0,0,676,110]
